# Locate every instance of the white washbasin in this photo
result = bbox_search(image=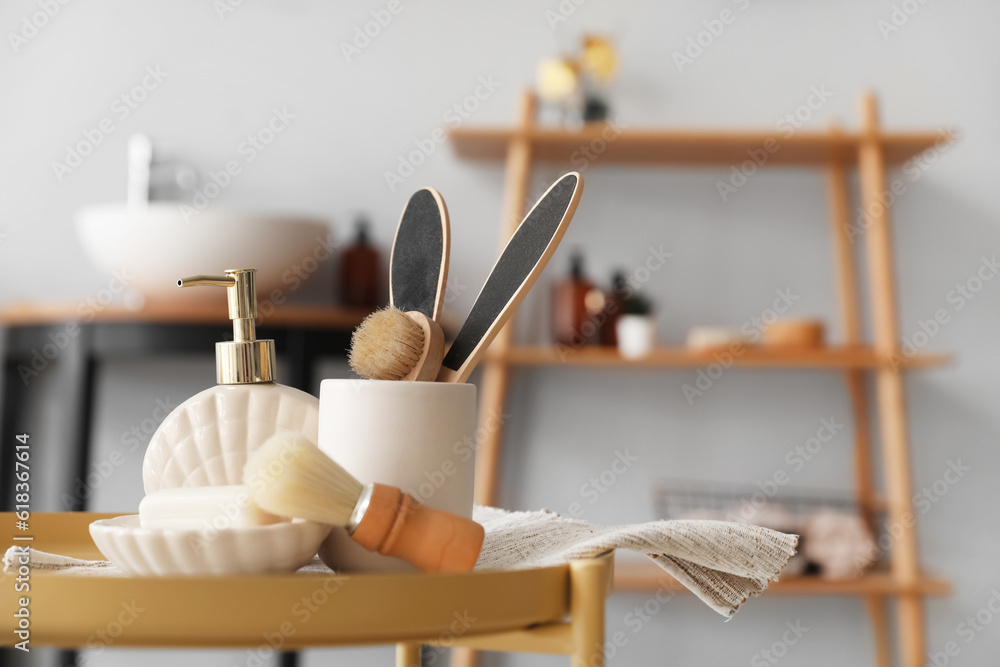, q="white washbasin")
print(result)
[75,204,332,300]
